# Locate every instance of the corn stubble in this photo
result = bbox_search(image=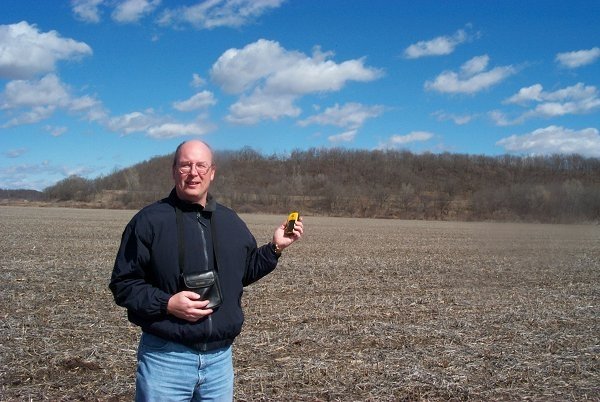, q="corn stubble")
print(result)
[0,207,598,401]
